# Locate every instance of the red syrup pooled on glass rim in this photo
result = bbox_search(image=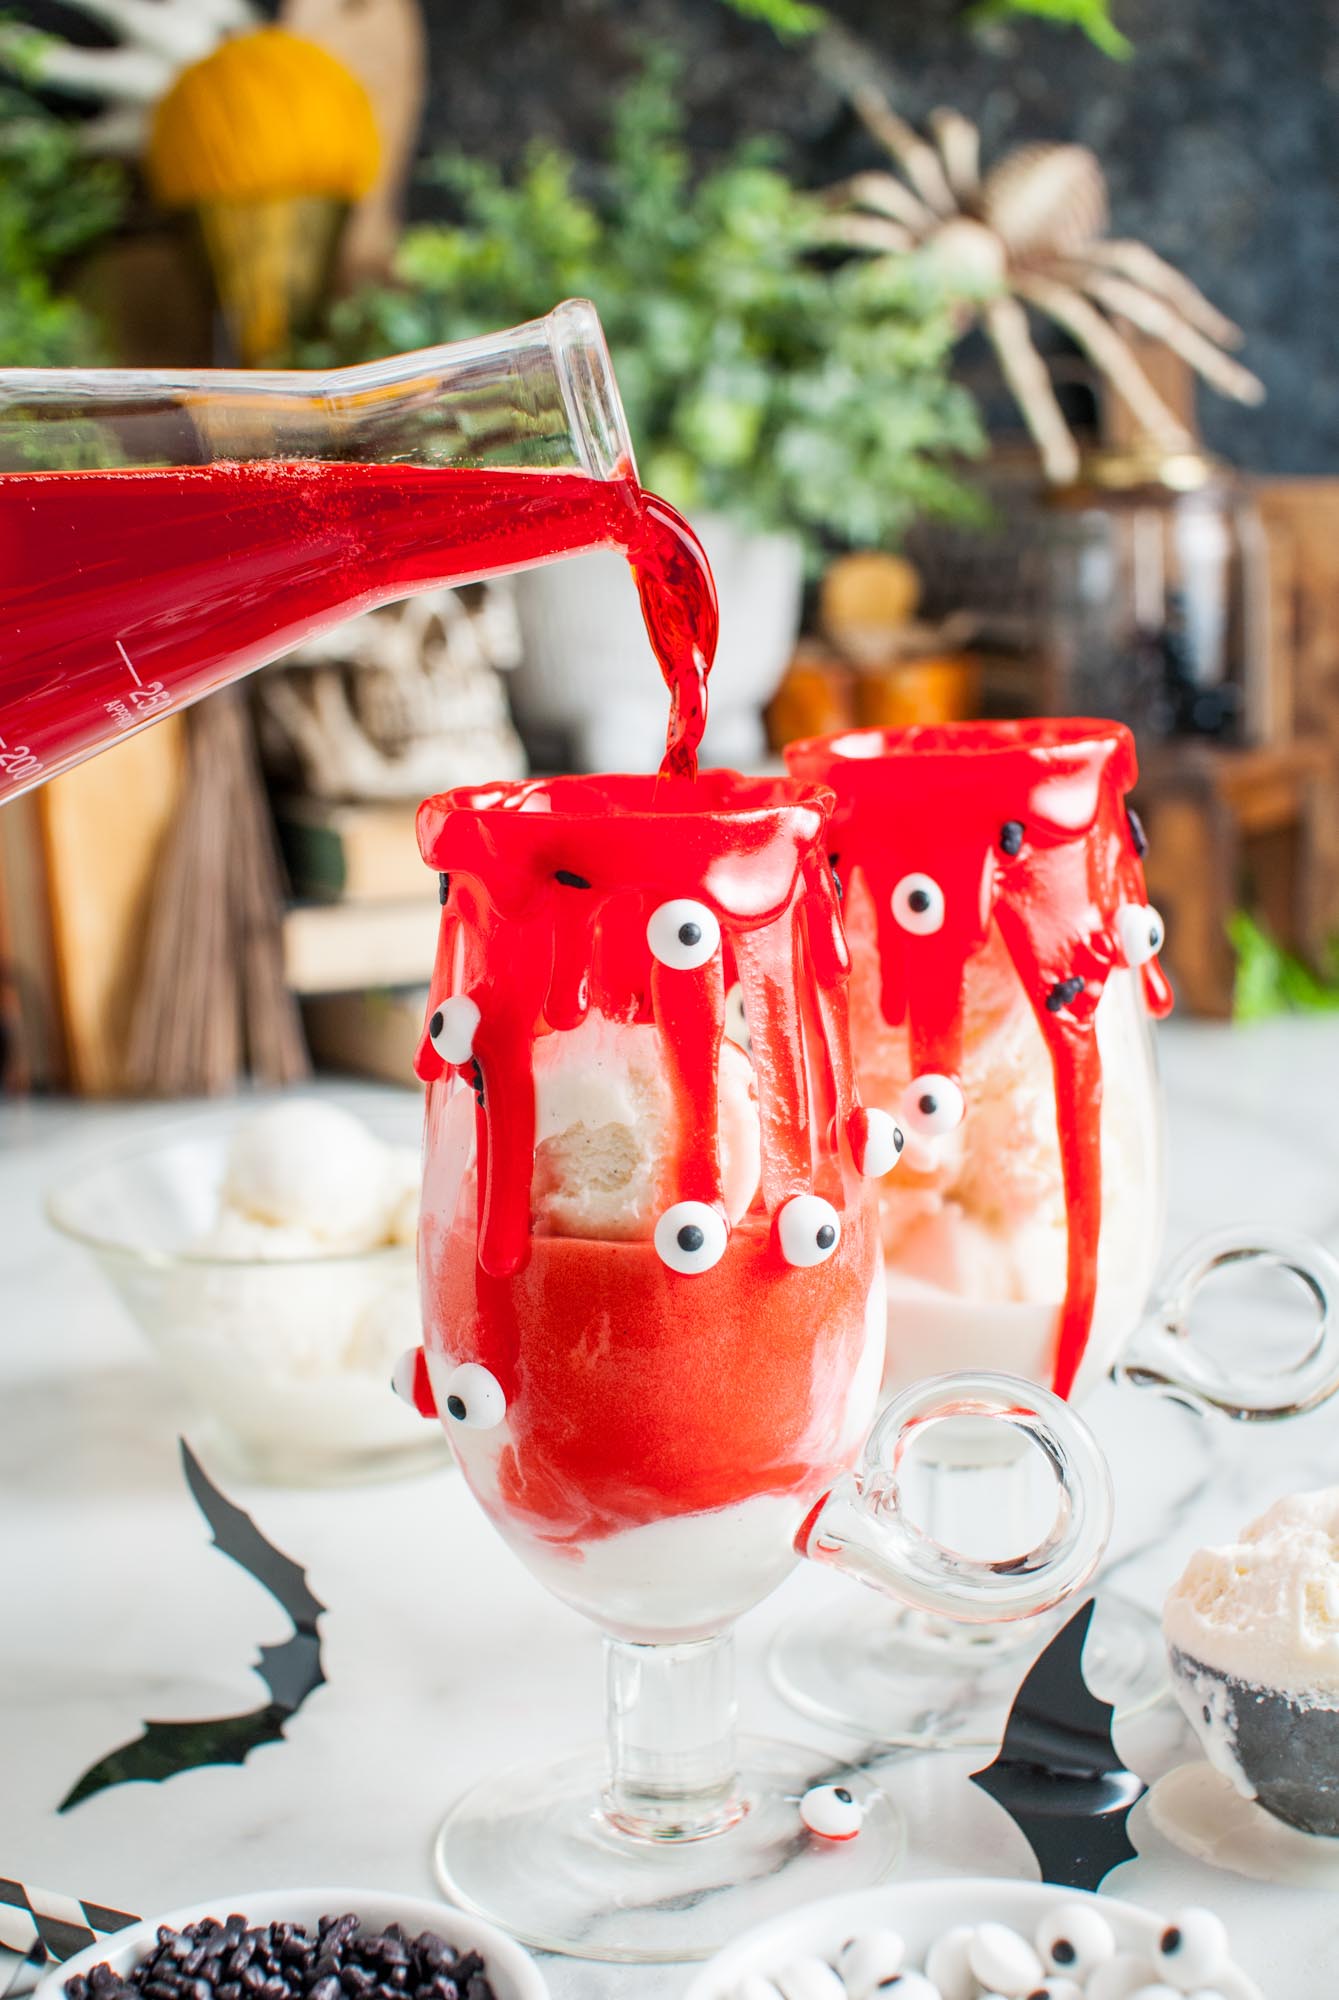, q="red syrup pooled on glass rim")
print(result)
[0,460,719,801]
